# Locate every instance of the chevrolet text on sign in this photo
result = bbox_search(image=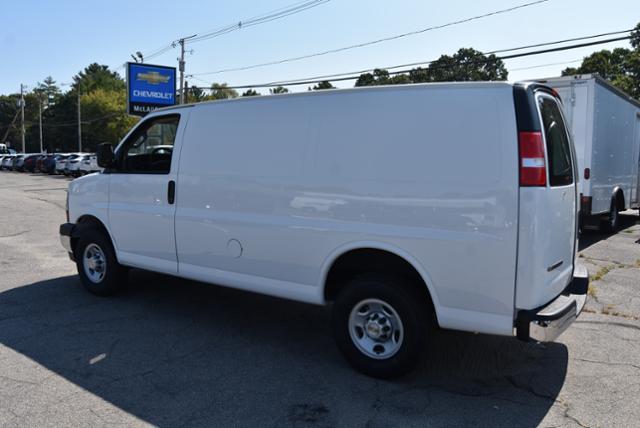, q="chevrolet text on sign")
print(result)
[126,63,177,117]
